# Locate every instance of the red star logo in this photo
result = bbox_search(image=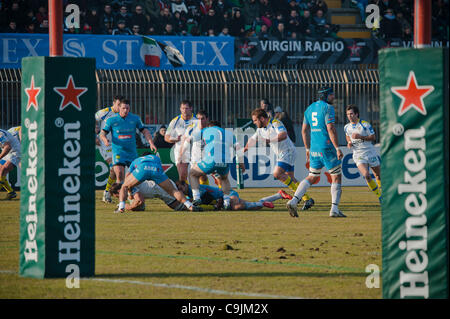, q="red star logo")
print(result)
[53,75,88,111]
[239,42,254,57]
[391,71,434,116]
[162,163,173,173]
[347,43,361,56]
[25,75,41,112]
